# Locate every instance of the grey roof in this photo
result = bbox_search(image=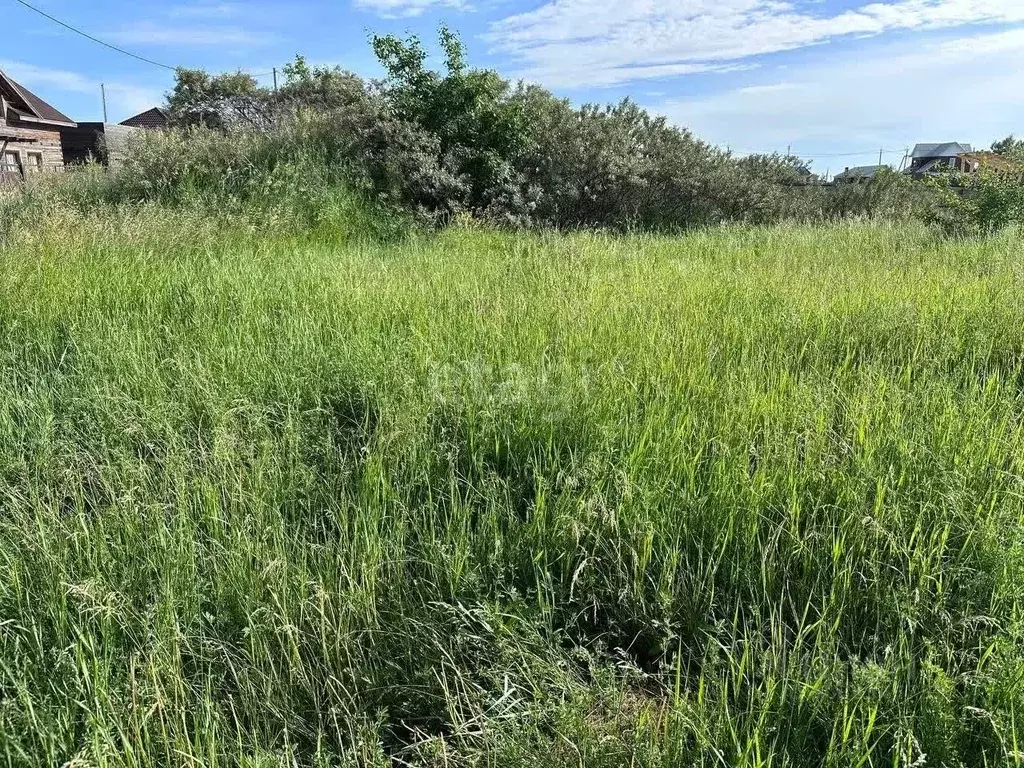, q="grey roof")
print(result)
[912,142,972,159]
[835,164,885,178]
